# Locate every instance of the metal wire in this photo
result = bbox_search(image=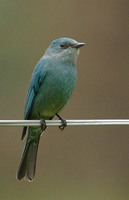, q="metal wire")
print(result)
[0,119,129,127]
